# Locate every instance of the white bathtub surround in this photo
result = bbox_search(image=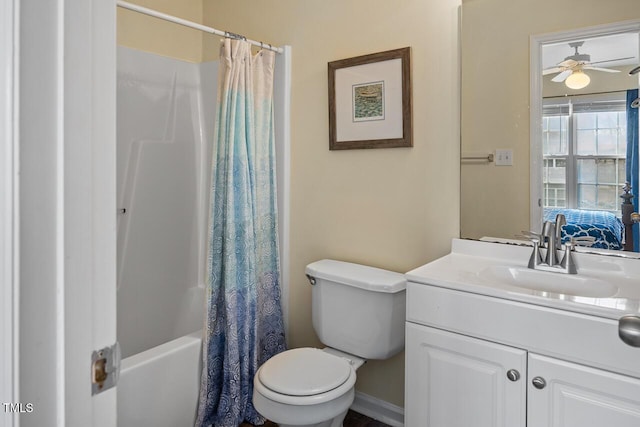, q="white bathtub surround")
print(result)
[116,47,212,427]
[196,39,287,427]
[117,47,214,360]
